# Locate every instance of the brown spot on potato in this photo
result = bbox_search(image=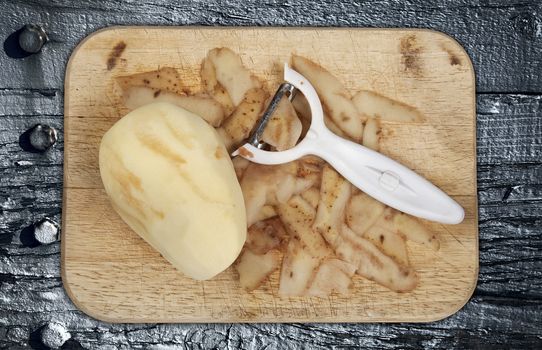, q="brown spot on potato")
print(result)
[177,169,213,201]
[106,41,126,70]
[399,35,423,76]
[107,152,147,219]
[137,132,187,165]
[214,146,224,159]
[151,208,165,219]
[161,123,194,150]
[153,89,161,98]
